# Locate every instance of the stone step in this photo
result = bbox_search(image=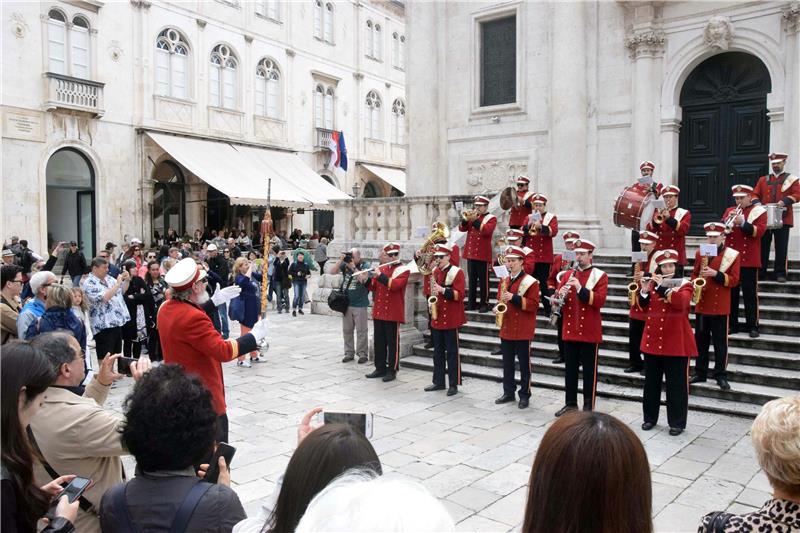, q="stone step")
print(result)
[589,263,800,281]
[402,355,765,418]
[591,254,800,270]
[450,322,800,366]
[600,272,800,294]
